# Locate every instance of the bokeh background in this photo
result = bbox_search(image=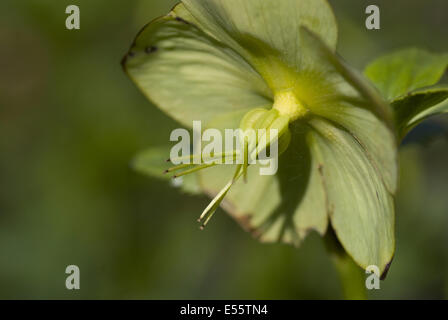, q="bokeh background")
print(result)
[0,0,447,299]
